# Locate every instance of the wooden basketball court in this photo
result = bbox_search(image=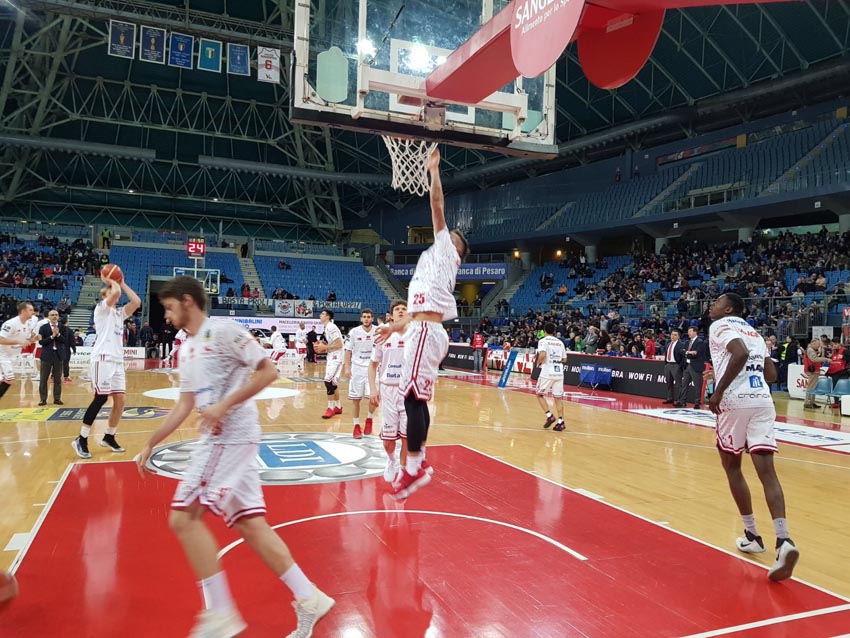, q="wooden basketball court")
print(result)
[1,361,849,637]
